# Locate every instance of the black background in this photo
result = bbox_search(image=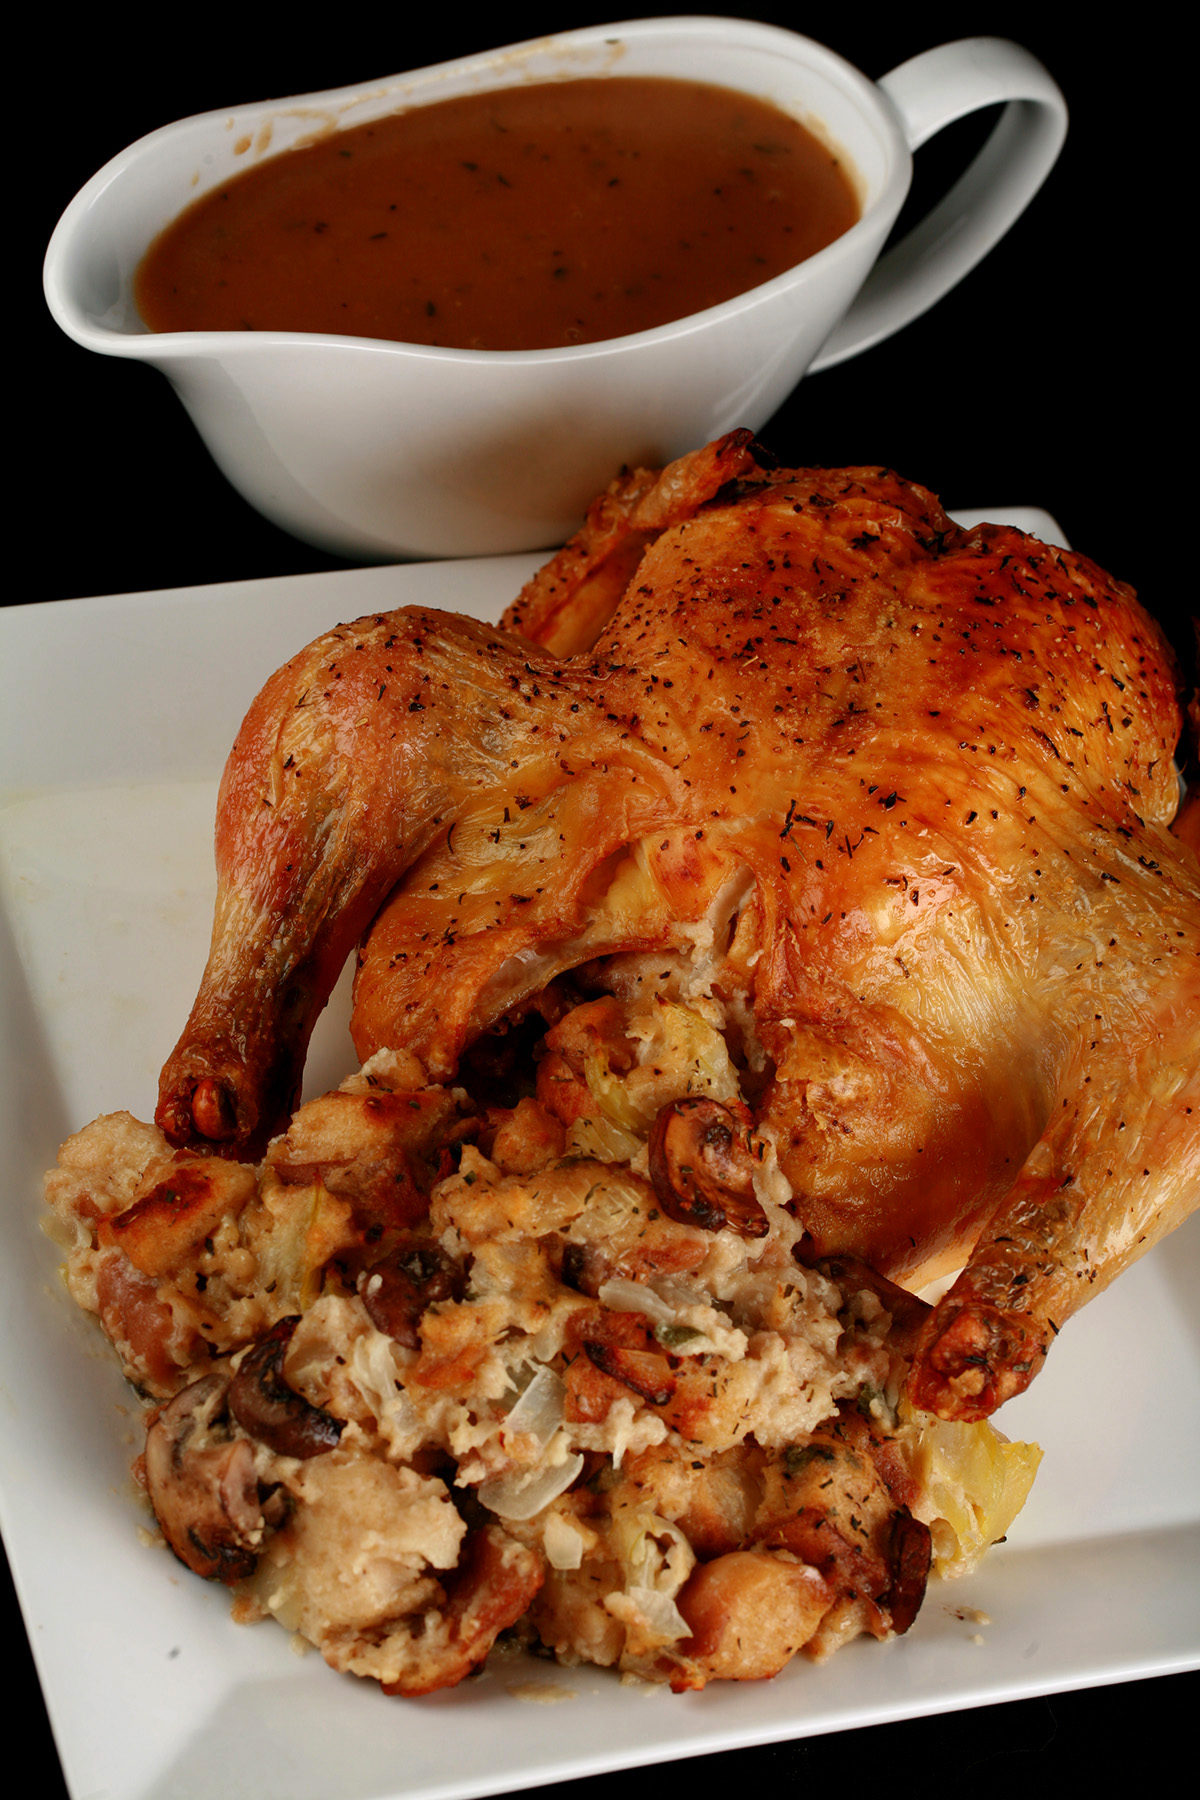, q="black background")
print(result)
[14,6,1193,1794]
